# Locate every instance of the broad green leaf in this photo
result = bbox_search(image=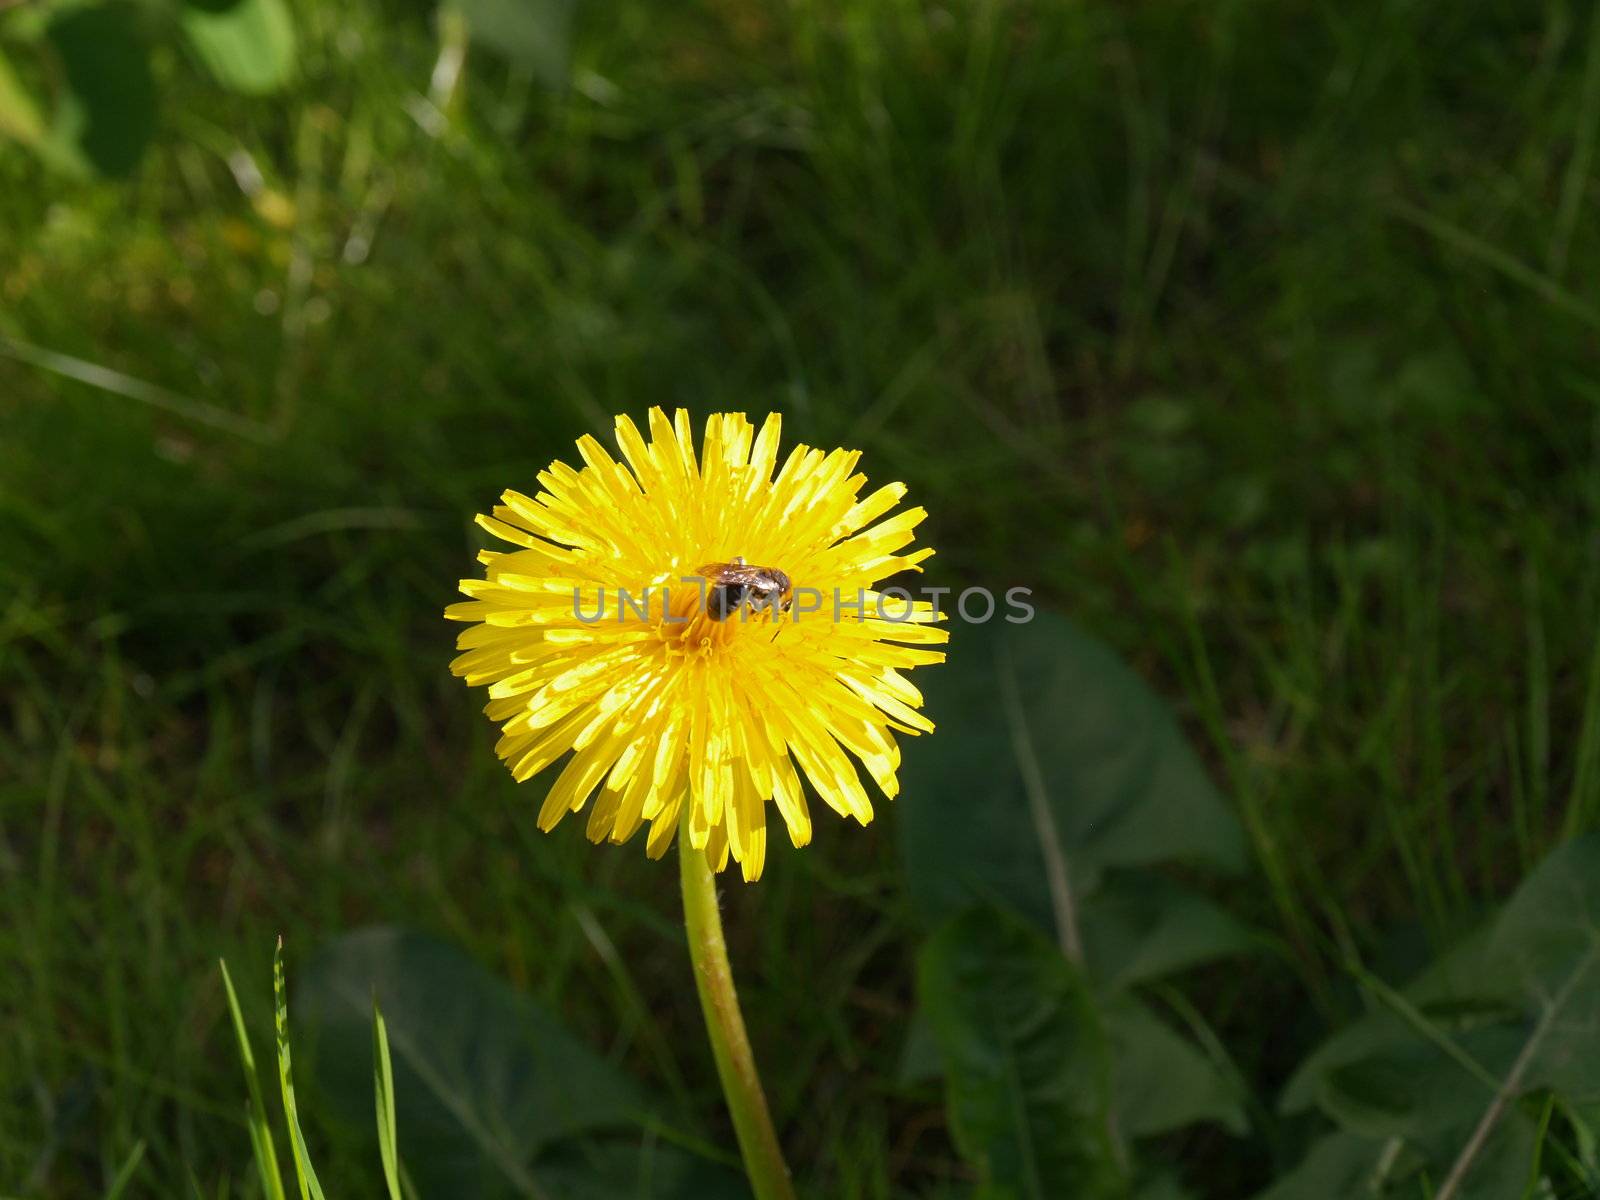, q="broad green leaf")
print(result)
[182,0,297,96]
[1491,836,1600,981]
[274,939,328,1200]
[901,611,1254,1158]
[1412,1112,1542,1200]
[1287,837,1600,1120]
[1253,1132,1399,1200]
[904,989,1250,1140]
[1080,875,1260,992]
[1277,836,1600,1194]
[918,907,1124,1200]
[1279,924,1517,1117]
[297,926,660,1199]
[1257,1123,1542,1200]
[1311,1028,1523,1140]
[1484,834,1600,1101]
[44,4,156,177]
[451,0,570,89]
[1107,998,1247,1138]
[1276,930,1522,1139]
[218,958,288,1200]
[899,611,1246,939]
